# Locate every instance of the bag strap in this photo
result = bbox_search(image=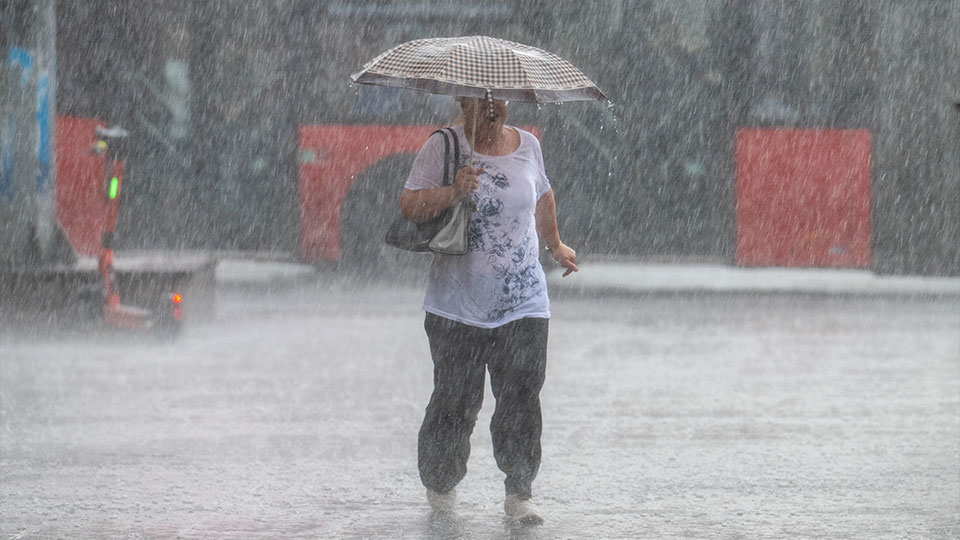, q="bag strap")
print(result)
[444,126,460,176]
[430,128,452,187]
[429,127,461,187]
[441,126,471,212]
